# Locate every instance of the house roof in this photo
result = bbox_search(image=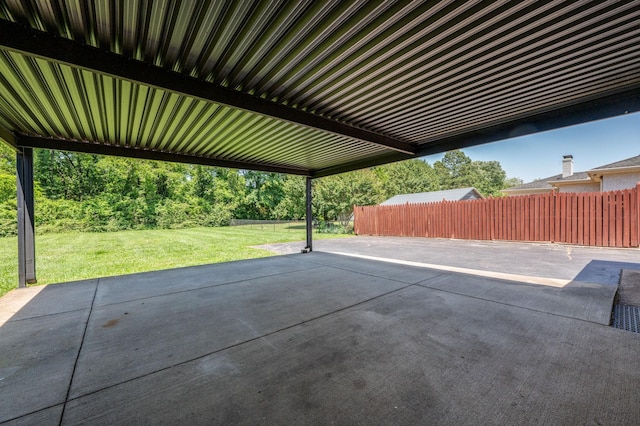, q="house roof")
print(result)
[506,174,559,191]
[506,154,640,192]
[590,154,640,170]
[381,188,483,206]
[507,171,597,192]
[0,2,639,177]
[547,171,592,184]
